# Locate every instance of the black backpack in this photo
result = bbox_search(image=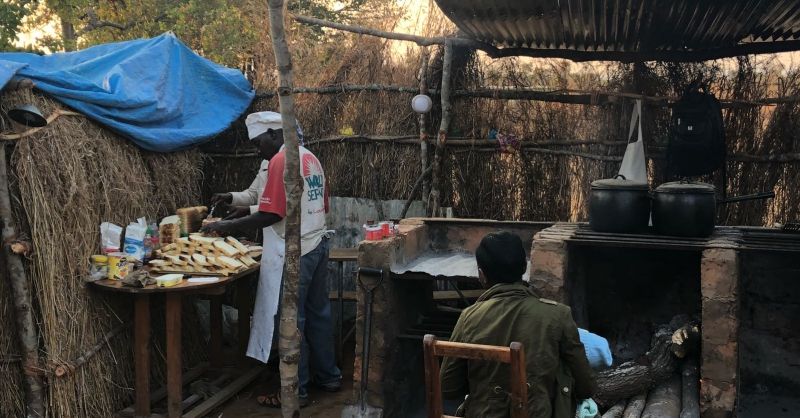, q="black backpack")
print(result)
[667,84,726,177]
